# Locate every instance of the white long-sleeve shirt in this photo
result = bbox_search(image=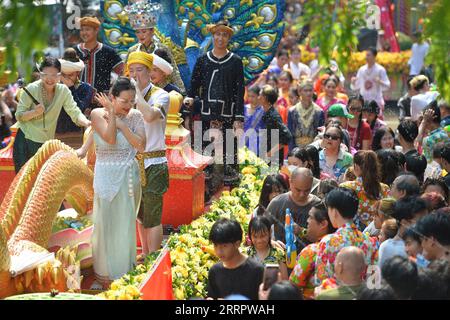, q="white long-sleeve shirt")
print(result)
[351,63,390,110]
[408,42,429,75]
